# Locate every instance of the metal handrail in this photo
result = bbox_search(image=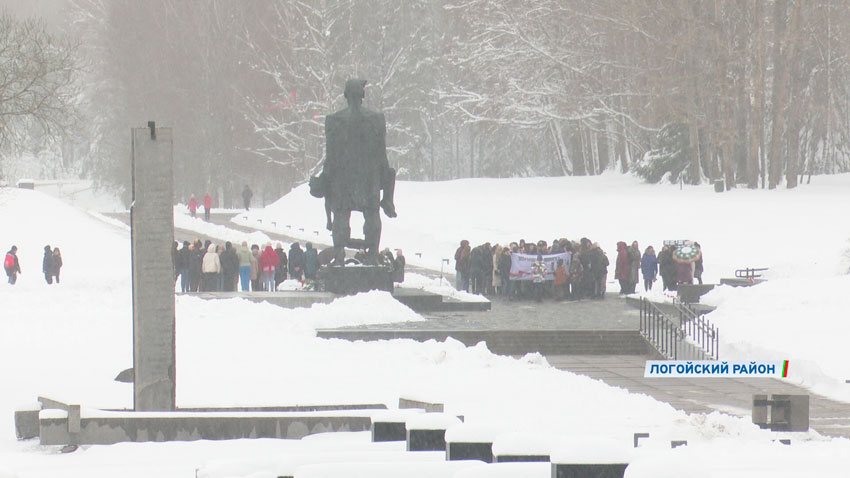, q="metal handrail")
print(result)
[672,298,720,360]
[735,267,768,279]
[639,298,683,360]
